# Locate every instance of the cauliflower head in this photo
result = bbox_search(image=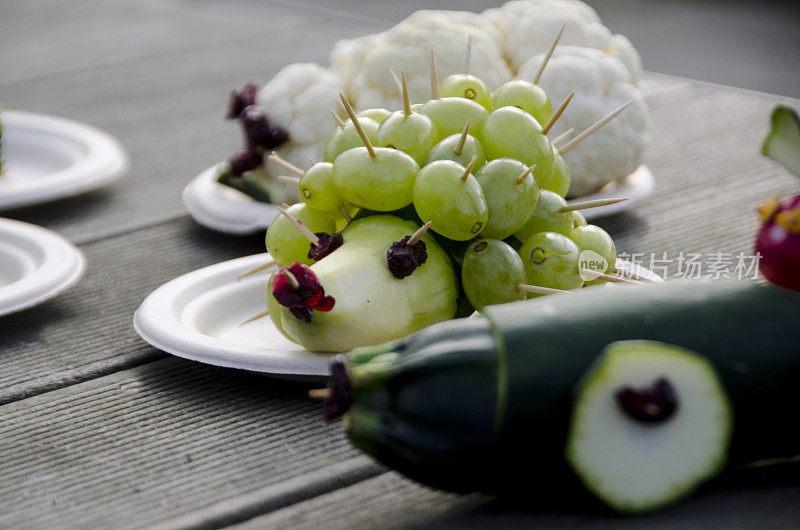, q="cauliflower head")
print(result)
[484,0,642,83]
[516,46,650,197]
[330,10,512,110]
